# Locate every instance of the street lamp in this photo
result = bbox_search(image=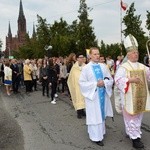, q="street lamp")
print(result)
[44,45,52,58]
[8,47,10,58]
[7,46,11,58]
